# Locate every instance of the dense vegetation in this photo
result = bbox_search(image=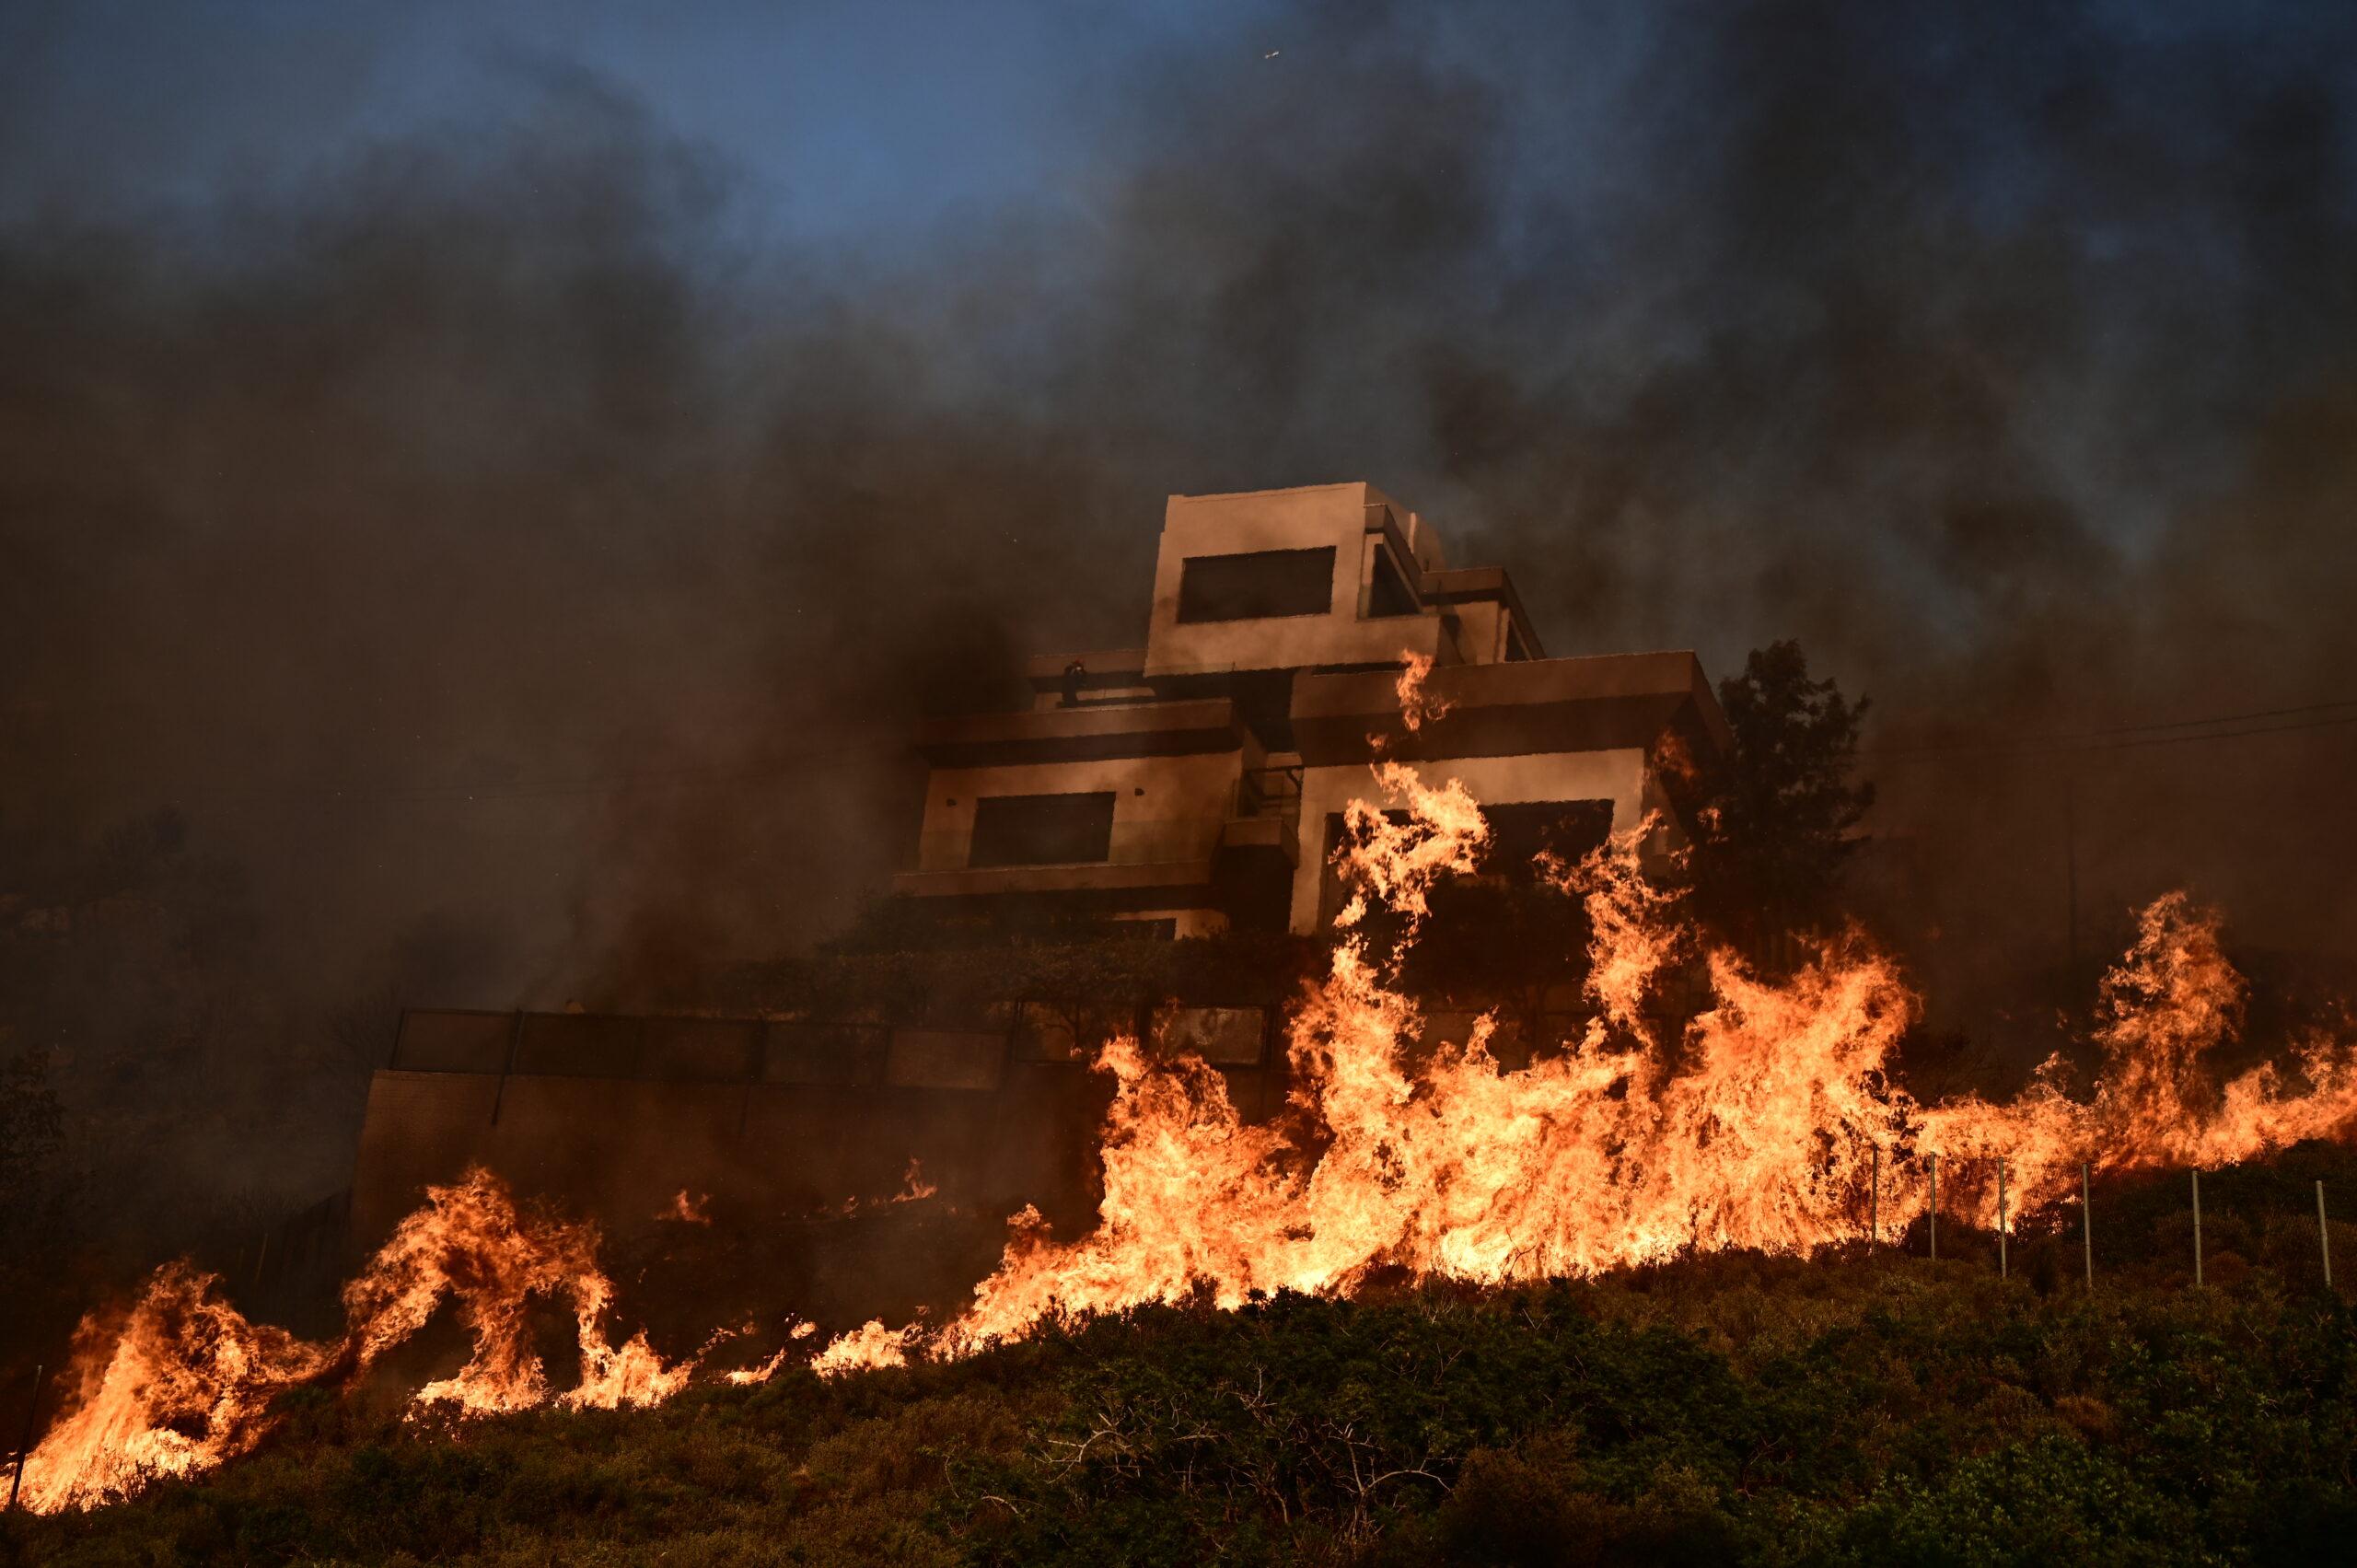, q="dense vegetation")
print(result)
[12,1149,2356,1567]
